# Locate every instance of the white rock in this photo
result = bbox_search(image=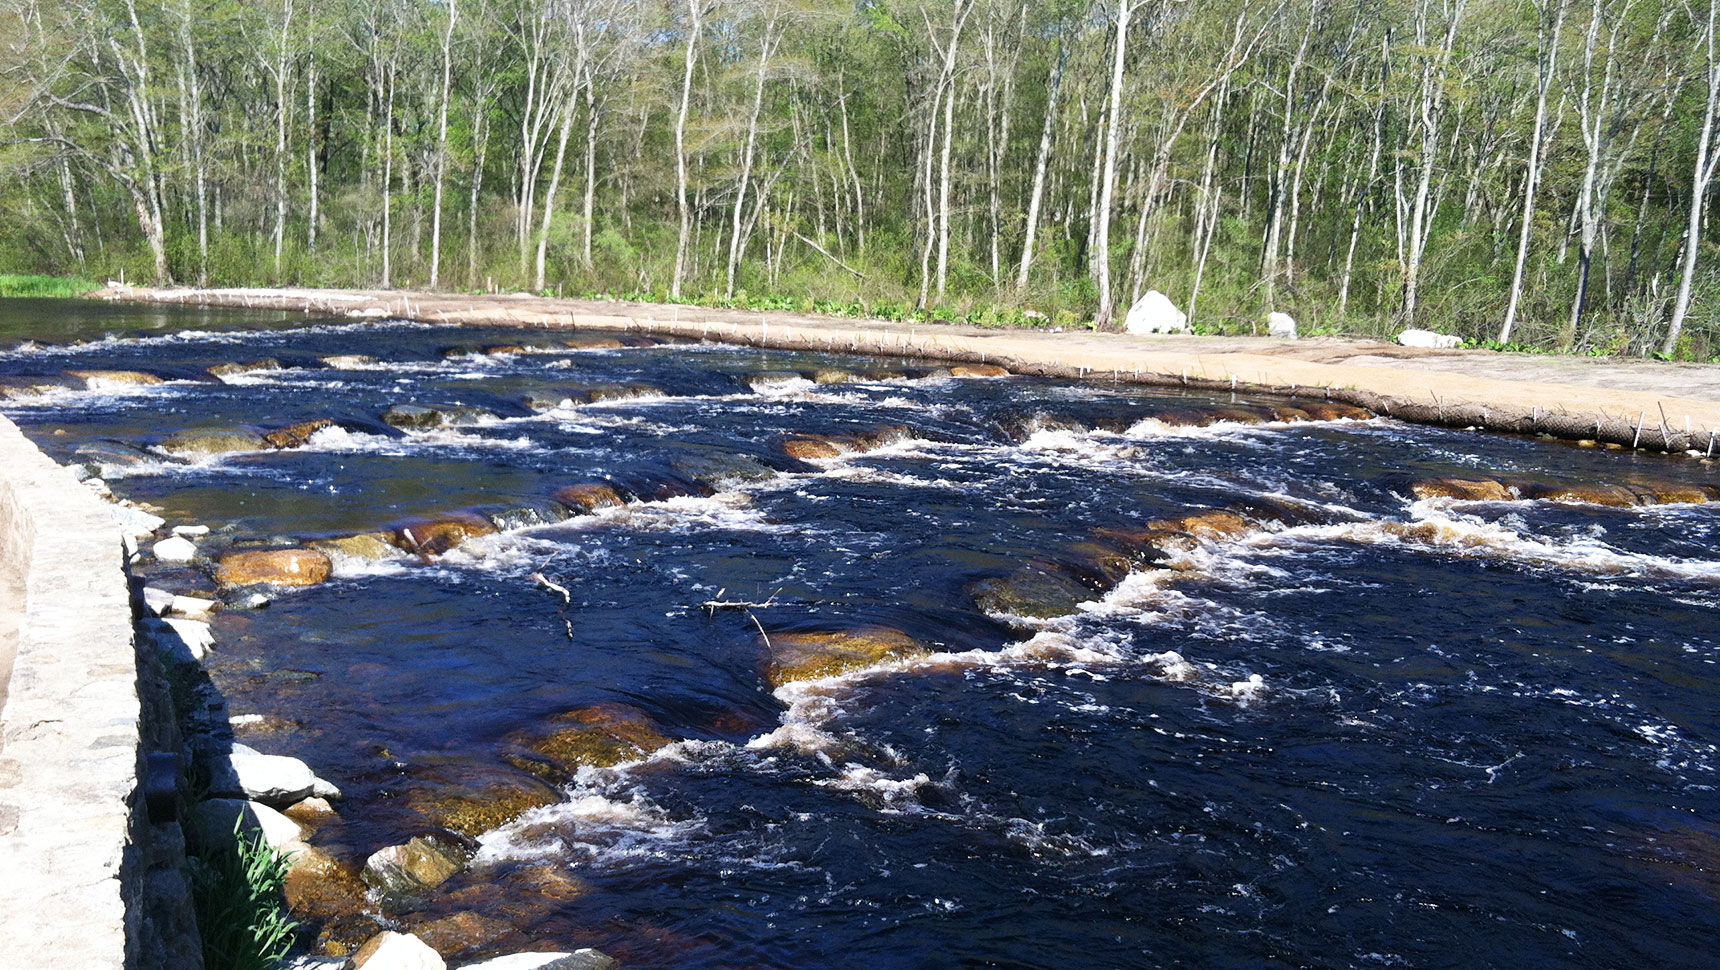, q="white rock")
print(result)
[210,747,339,805]
[170,594,219,617]
[189,798,305,851]
[1267,311,1298,340]
[1397,328,1463,349]
[352,931,446,970]
[142,616,213,662]
[153,535,198,562]
[456,952,616,970]
[109,503,165,537]
[1123,290,1190,335]
[141,586,175,616]
[172,524,211,537]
